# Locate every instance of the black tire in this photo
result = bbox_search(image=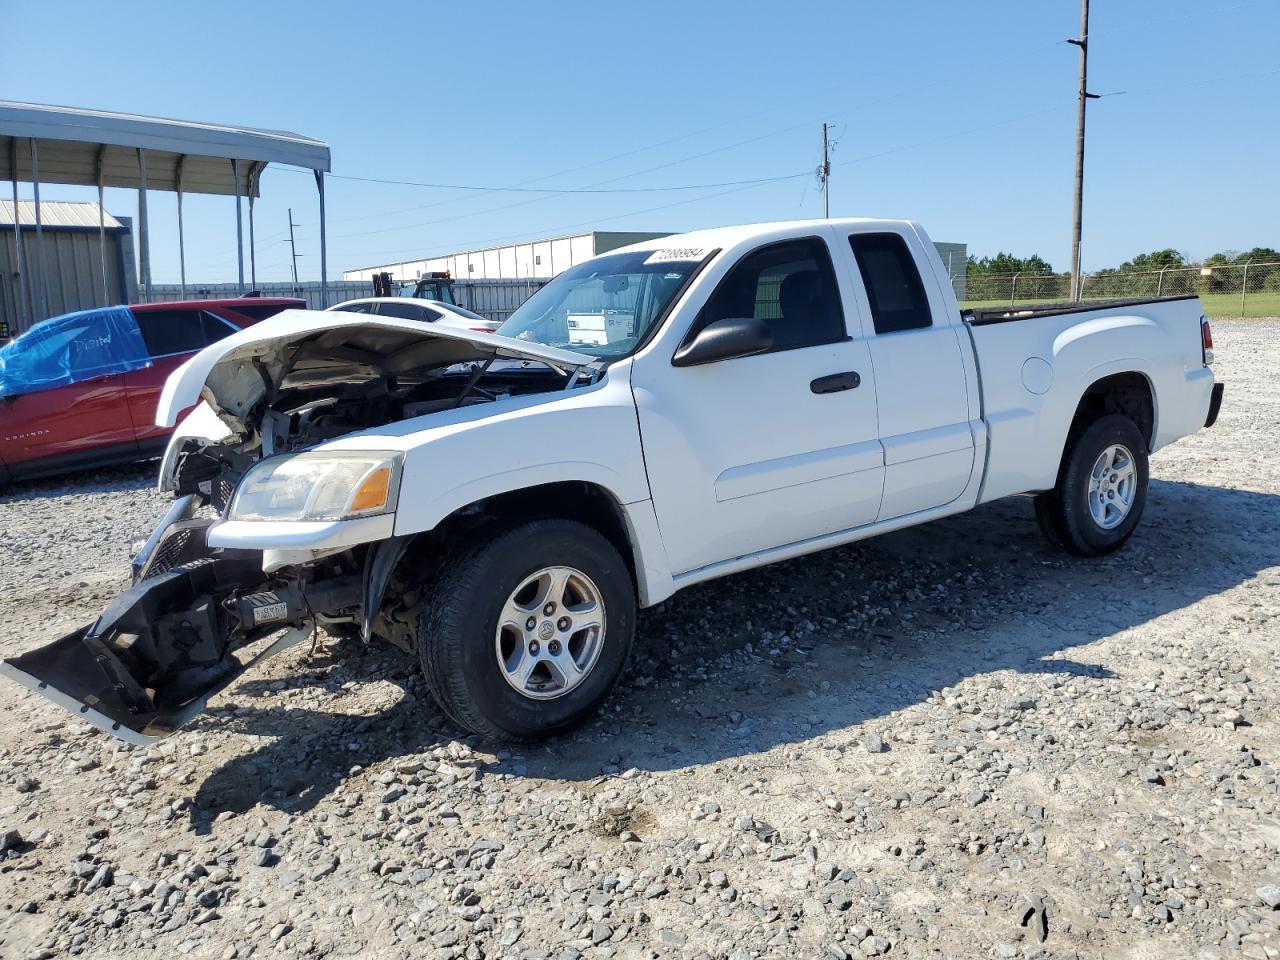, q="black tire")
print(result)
[1040,414,1149,557]
[1033,489,1066,549]
[416,519,636,741]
